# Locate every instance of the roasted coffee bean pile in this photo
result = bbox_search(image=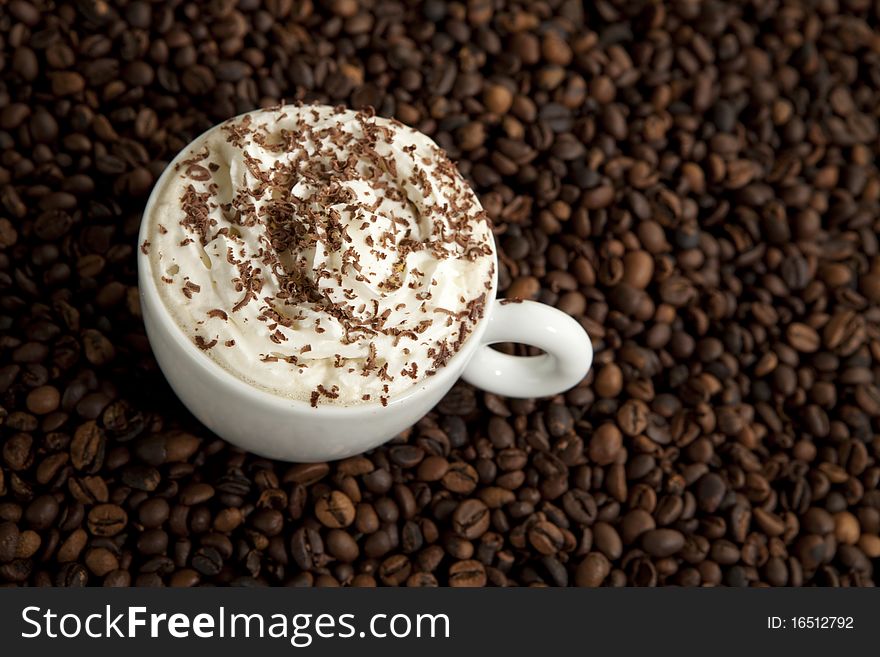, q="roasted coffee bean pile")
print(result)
[1,0,880,587]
